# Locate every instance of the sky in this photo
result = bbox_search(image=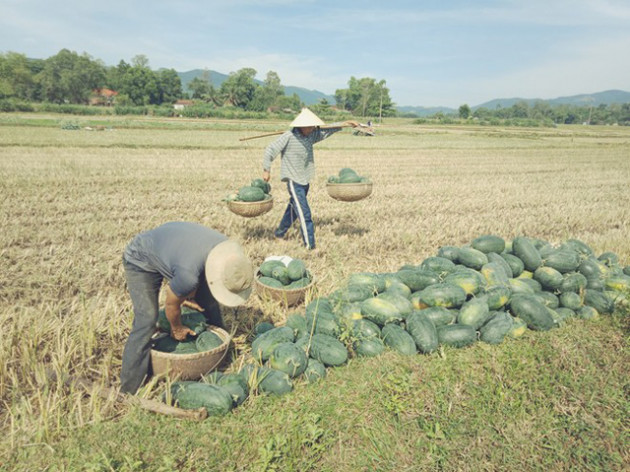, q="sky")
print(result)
[1,0,630,108]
